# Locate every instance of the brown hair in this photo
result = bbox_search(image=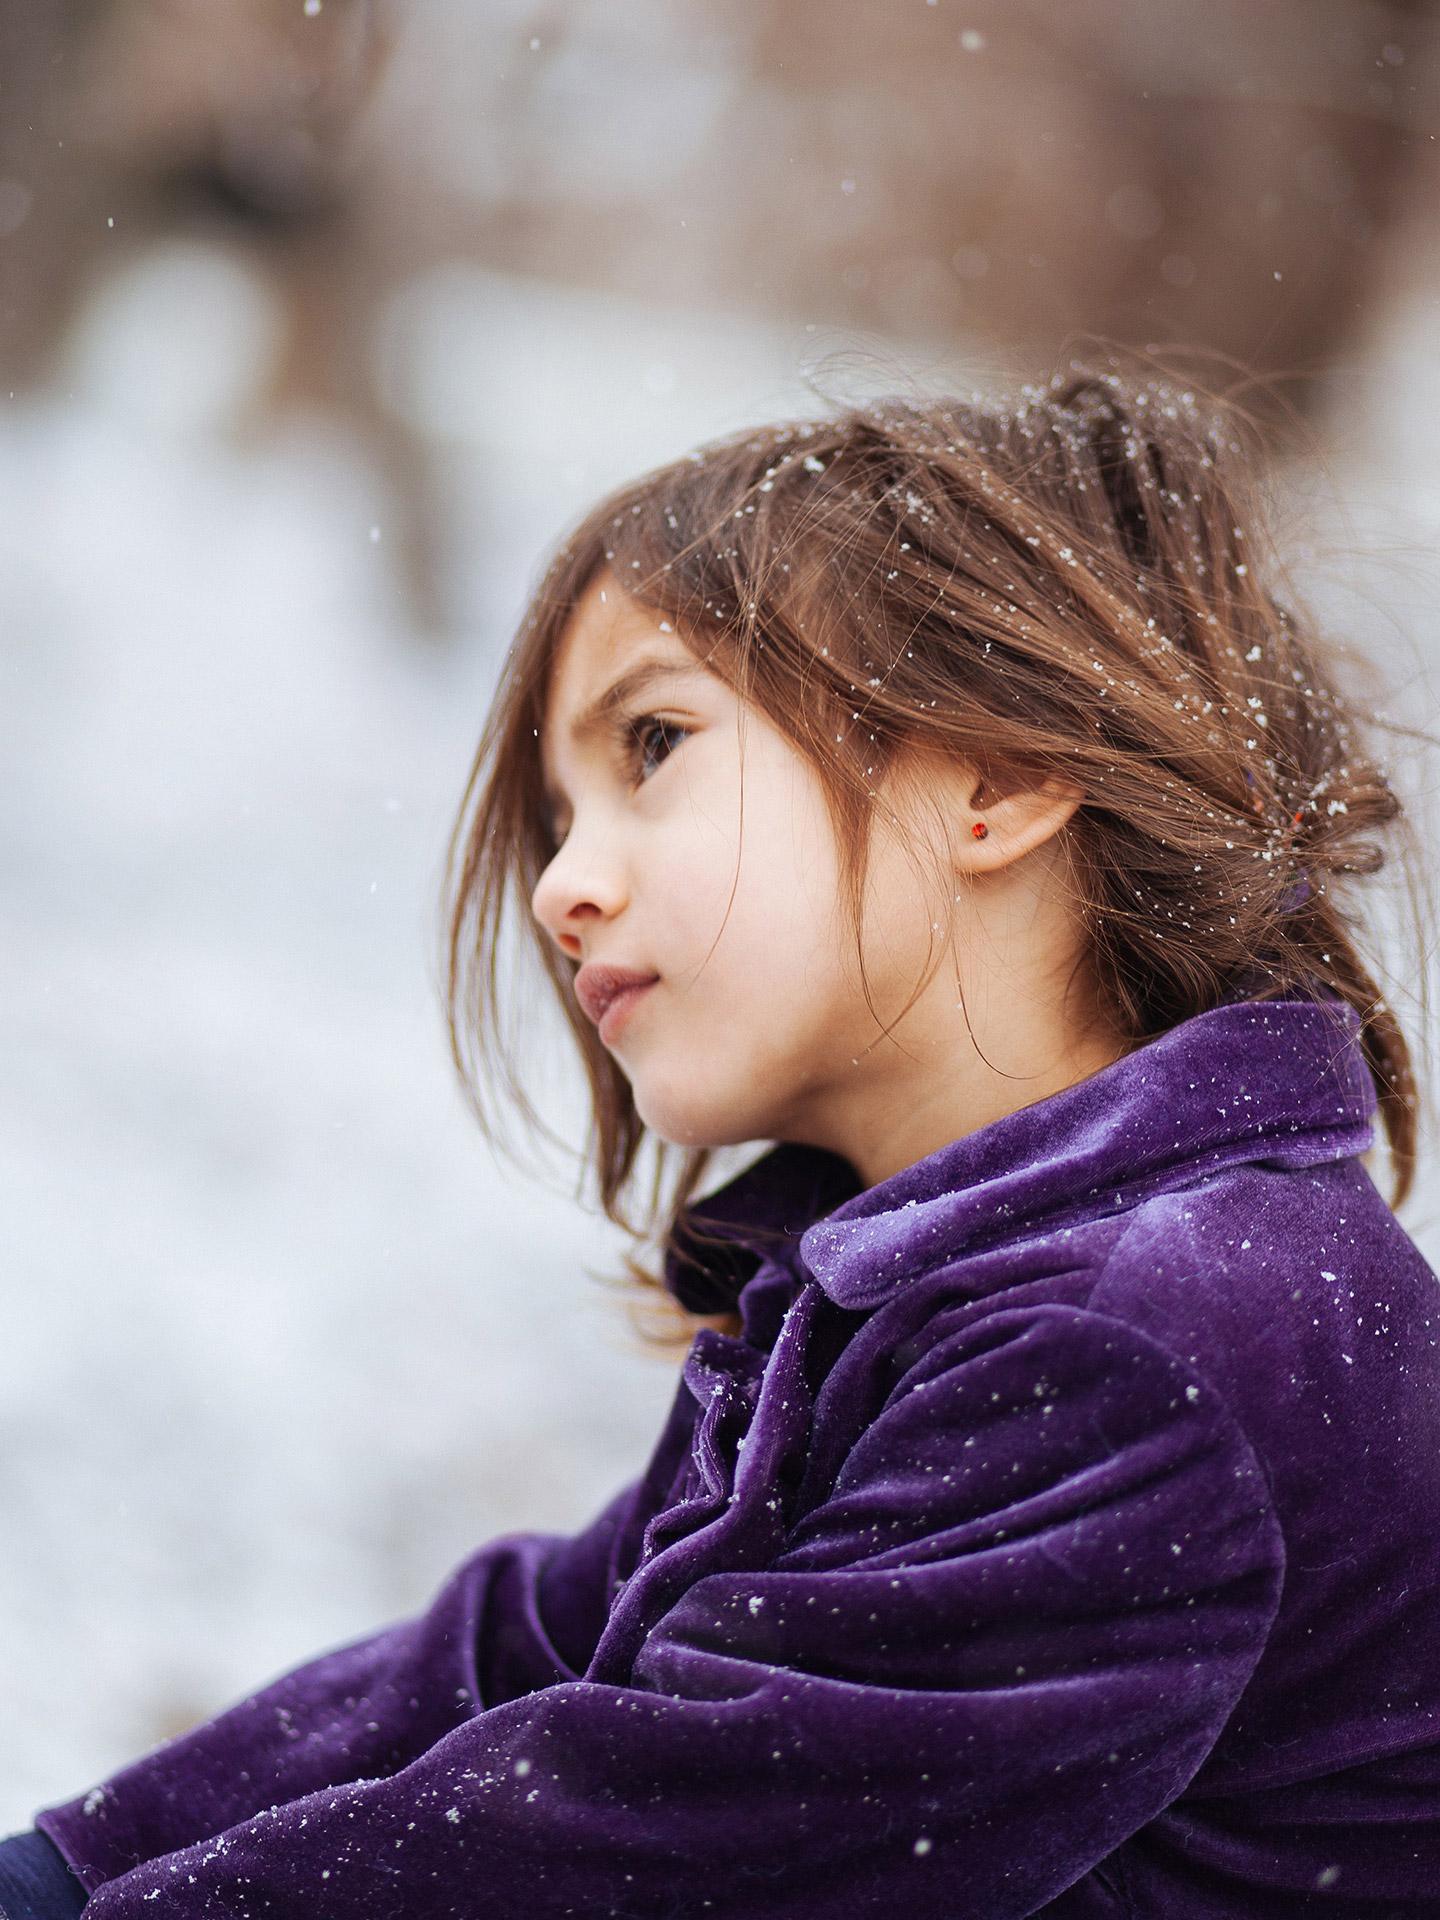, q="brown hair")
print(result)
[441,363,1436,1348]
